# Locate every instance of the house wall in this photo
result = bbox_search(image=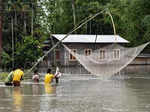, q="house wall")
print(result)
[39,41,150,73]
[55,43,111,66]
[52,43,150,66]
[131,57,150,65]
